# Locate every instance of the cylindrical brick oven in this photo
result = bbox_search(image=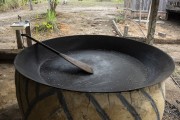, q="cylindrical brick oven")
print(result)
[14,35,174,120]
